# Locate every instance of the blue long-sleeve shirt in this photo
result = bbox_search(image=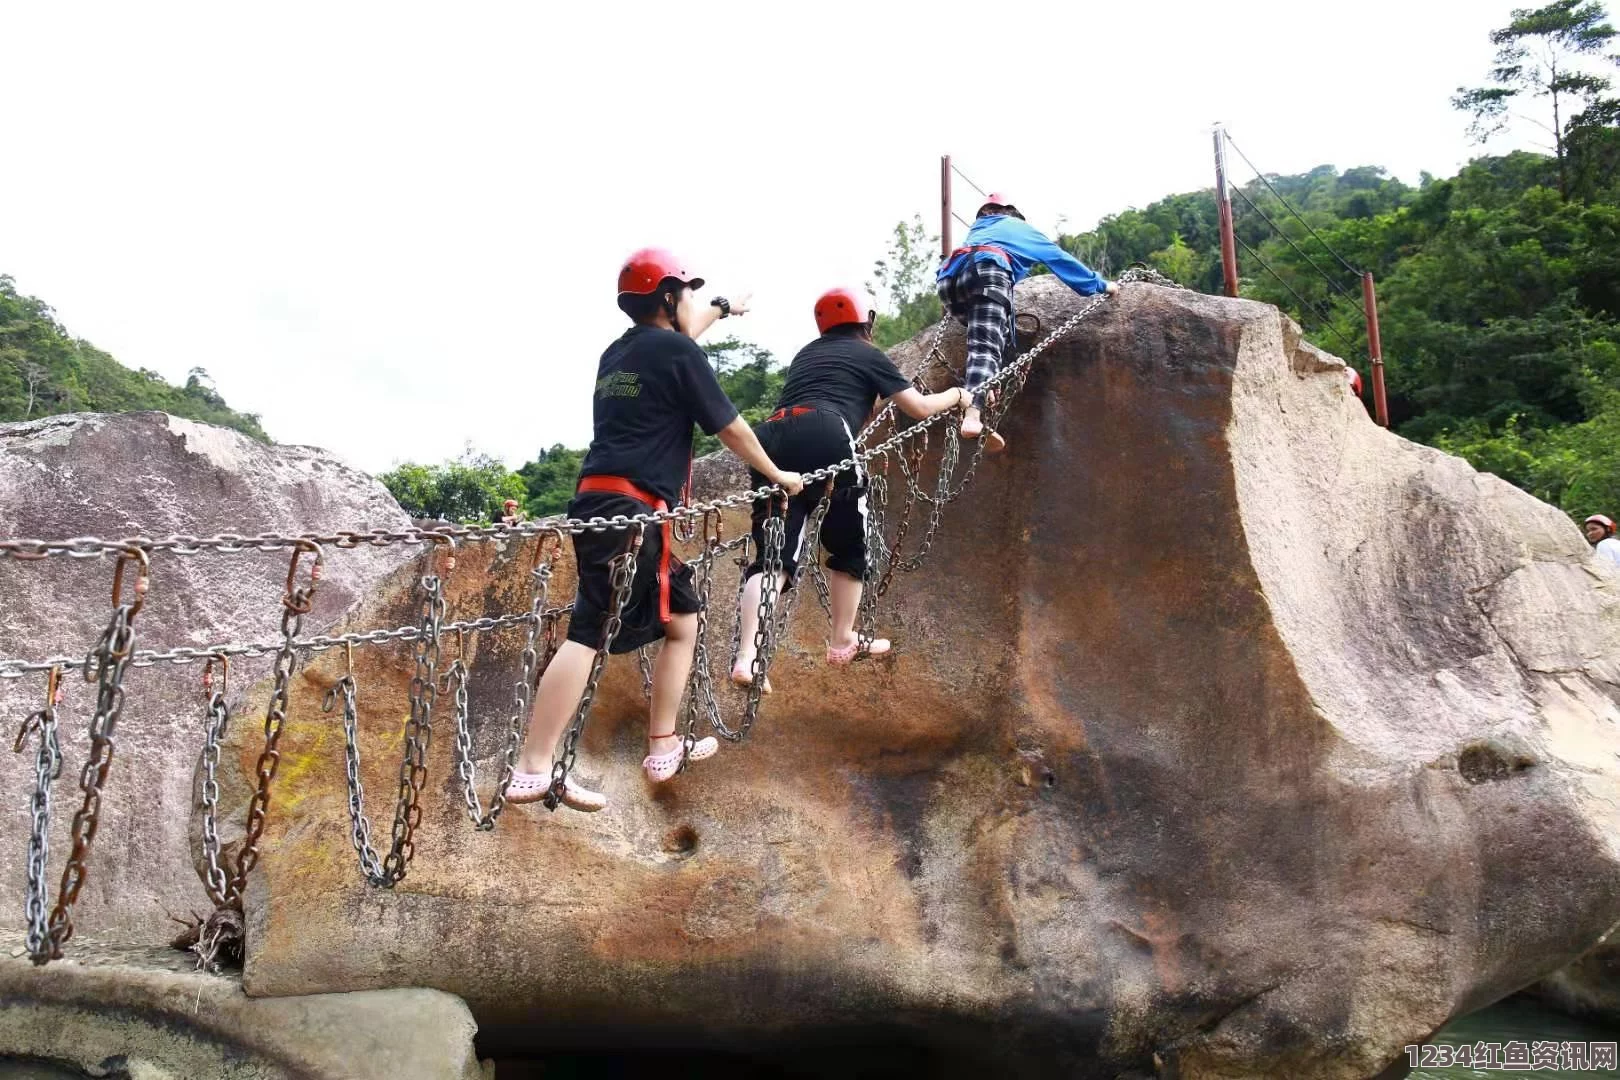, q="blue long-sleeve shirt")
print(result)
[938,213,1109,296]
